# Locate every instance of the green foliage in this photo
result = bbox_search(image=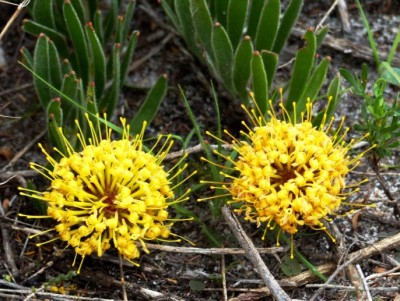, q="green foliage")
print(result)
[161,0,336,118]
[355,0,400,86]
[21,0,167,151]
[340,65,400,159]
